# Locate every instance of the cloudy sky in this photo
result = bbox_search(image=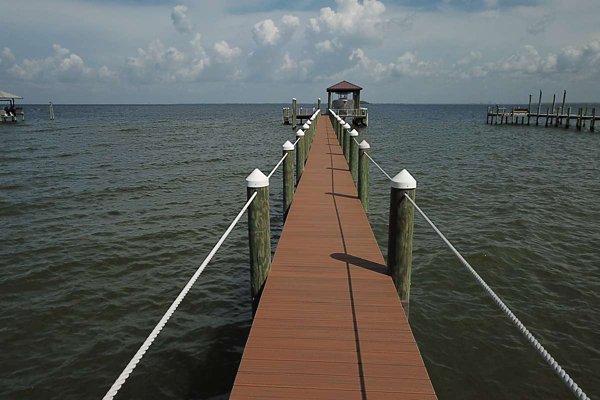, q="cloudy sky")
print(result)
[1,0,599,103]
